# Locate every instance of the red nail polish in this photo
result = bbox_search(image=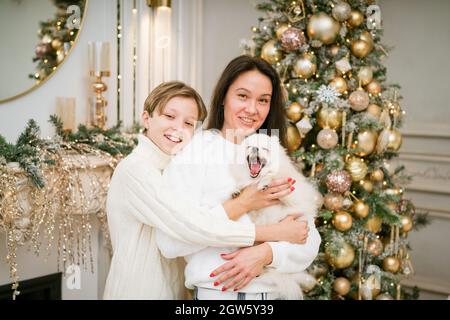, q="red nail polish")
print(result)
[214,281,219,286]
[222,287,227,292]
[287,178,292,182]
[233,288,238,292]
[292,179,296,184]
[210,273,215,277]
[220,253,226,257]
[290,186,295,191]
